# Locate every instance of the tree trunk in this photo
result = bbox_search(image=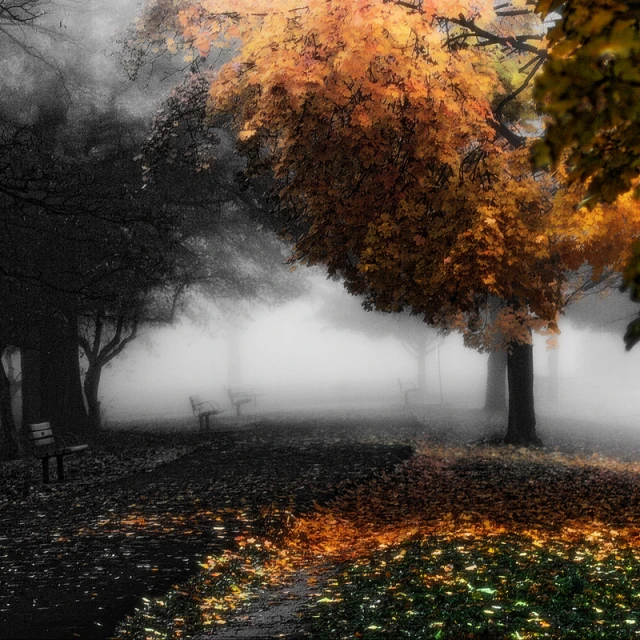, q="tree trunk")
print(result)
[42,312,88,434]
[504,340,541,446]
[21,346,43,428]
[24,309,89,434]
[5,348,22,426]
[416,335,427,401]
[0,349,20,460]
[548,344,559,403]
[485,348,507,411]
[83,362,102,431]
